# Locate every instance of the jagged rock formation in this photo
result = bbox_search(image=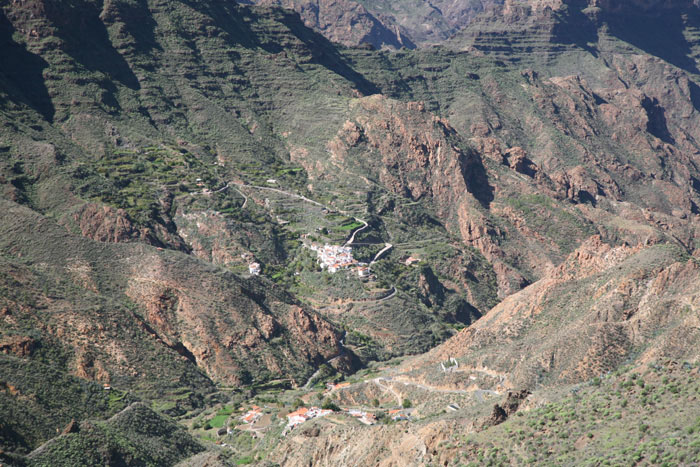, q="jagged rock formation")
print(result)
[240,0,411,48]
